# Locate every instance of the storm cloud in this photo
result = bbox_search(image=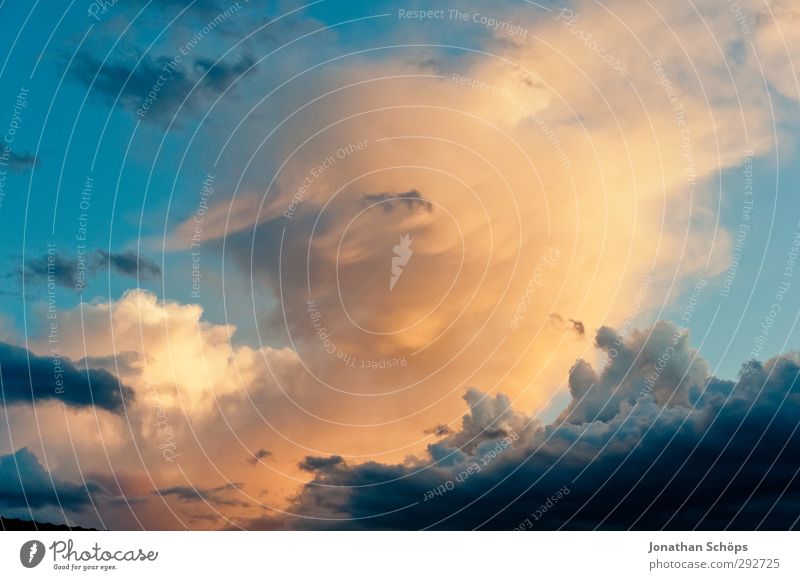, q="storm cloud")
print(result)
[0,447,99,511]
[239,322,800,530]
[0,340,132,411]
